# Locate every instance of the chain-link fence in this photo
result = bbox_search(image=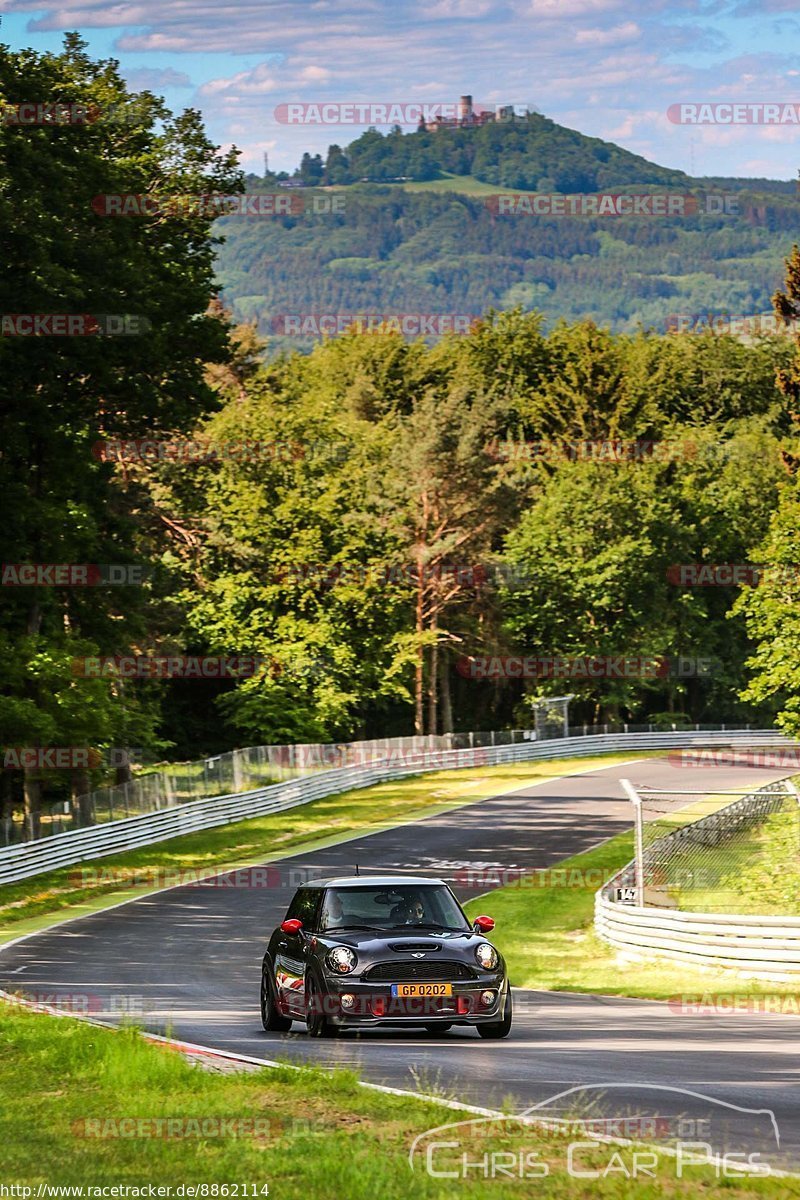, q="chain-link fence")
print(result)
[1,729,537,846]
[614,777,800,913]
[532,695,573,740]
